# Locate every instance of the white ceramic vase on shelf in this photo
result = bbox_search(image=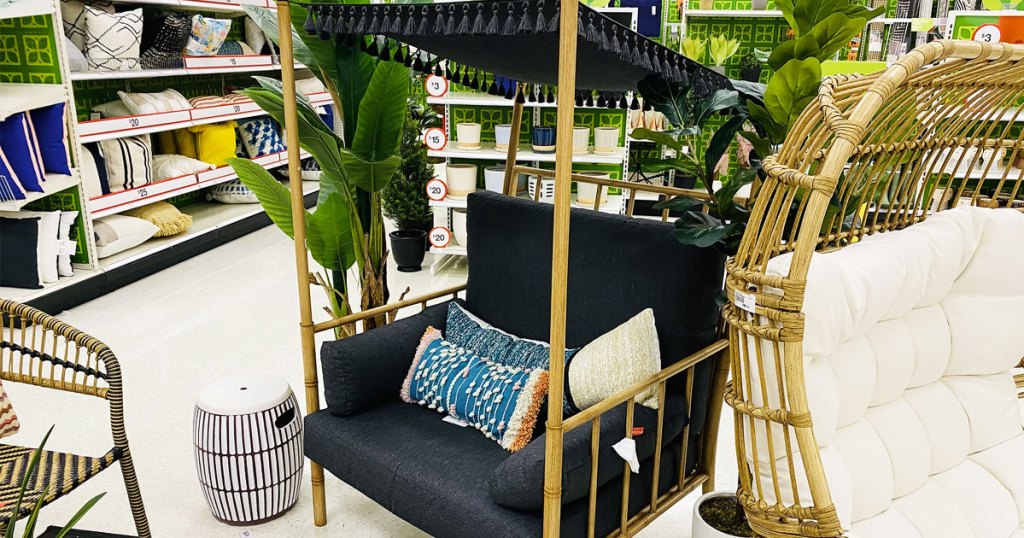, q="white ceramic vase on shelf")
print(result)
[456,122,482,150]
[484,166,506,193]
[593,126,619,155]
[433,162,447,184]
[576,171,610,207]
[451,209,468,247]
[572,126,590,154]
[494,124,513,151]
[446,164,478,199]
[528,176,556,203]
